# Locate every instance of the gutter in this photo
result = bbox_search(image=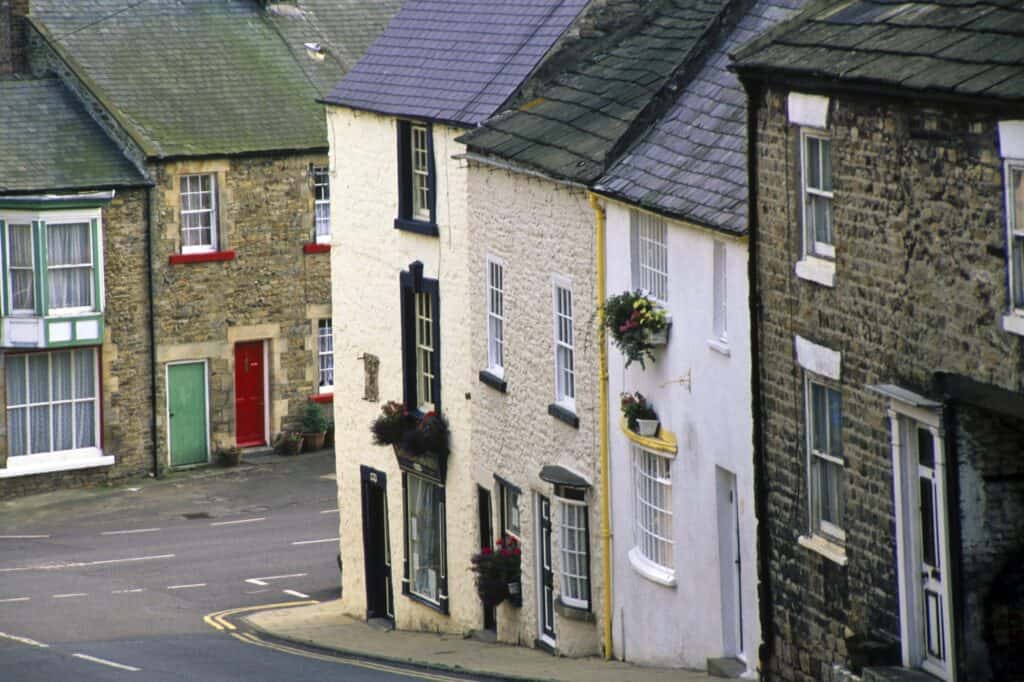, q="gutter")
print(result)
[145,186,160,480]
[588,191,613,661]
